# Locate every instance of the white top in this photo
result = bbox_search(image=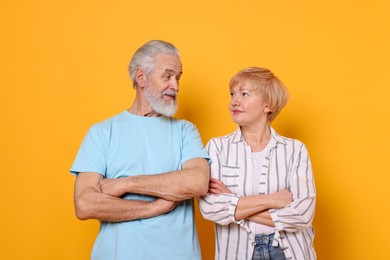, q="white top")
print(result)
[251,140,275,235]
